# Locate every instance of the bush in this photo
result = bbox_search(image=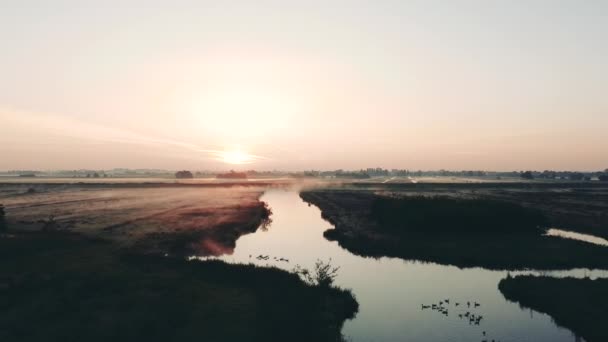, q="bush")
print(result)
[293,259,340,288]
